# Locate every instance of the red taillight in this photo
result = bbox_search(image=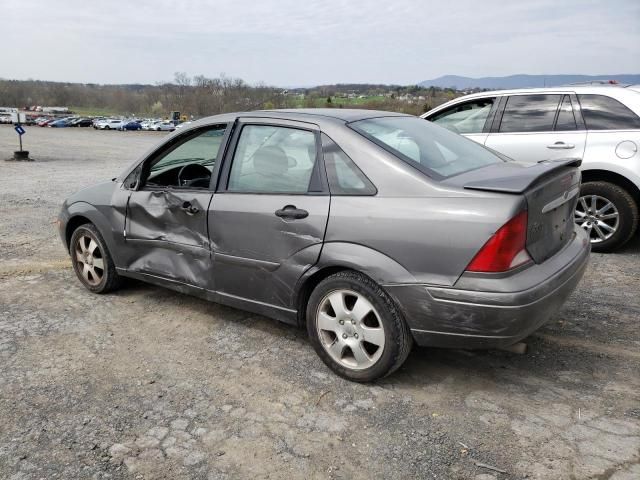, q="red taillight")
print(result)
[466,210,531,273]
